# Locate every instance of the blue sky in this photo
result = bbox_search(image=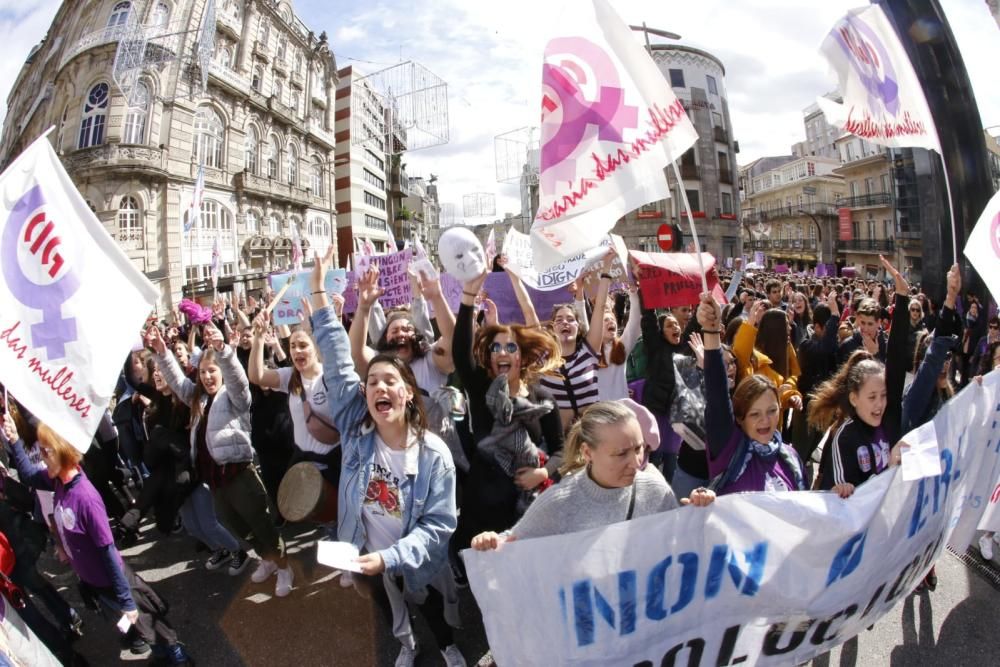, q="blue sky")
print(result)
[2,0,997,218]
